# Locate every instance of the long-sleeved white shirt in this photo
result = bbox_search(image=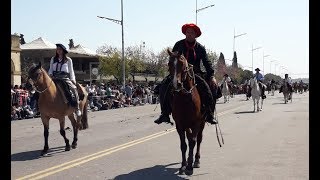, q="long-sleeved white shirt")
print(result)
[48,57,76,82]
